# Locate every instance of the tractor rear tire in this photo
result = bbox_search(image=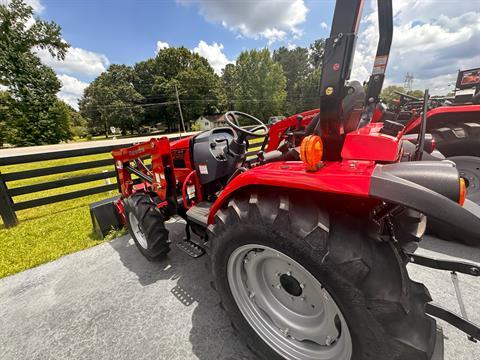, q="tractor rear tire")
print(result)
[210,191,437,360]
[432,121,480,157]
[124,193,170,261]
